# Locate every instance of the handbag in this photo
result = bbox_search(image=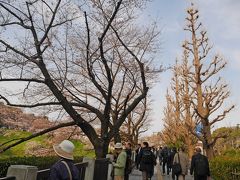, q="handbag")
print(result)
[172,153,182,175]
